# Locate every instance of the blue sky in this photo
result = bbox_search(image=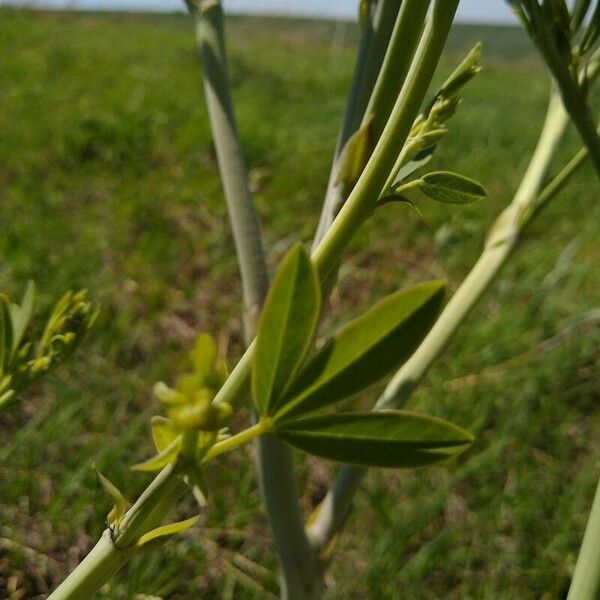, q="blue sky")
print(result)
[0,0,517,24]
